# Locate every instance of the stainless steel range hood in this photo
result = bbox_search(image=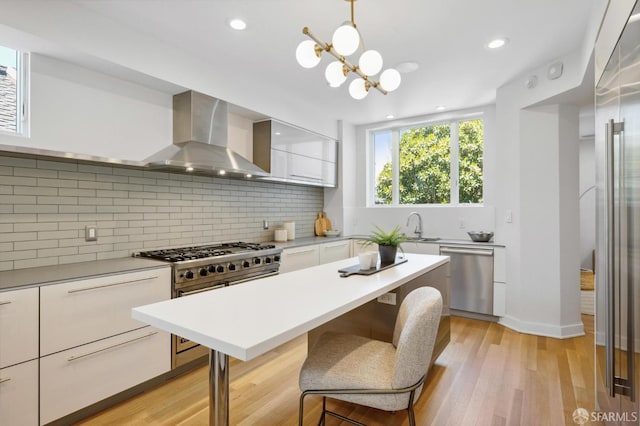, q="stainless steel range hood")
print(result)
[145,91,268,177]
